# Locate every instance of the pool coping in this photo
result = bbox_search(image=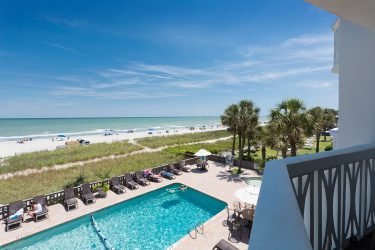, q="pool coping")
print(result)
[1,182,228,249]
